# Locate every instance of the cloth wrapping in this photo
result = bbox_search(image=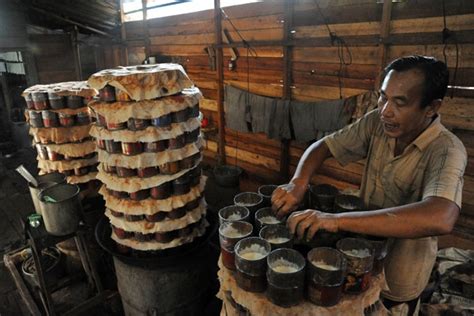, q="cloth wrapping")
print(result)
[88,64,194,101]
[106,199,206,233]
[99,176,205,215]
[269,99,291,139]
[38,140,96,157]
[97,139,201,168]
[22,81,97,98]
[224,85,250,133]
[112,218,208,251]
[67,172,98,184]
[97,157,200,192]
[89,87,201,123]
[217,256,387,316]
[90,118,200,142]
[37,155,98,172]
[30,125,91,144]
